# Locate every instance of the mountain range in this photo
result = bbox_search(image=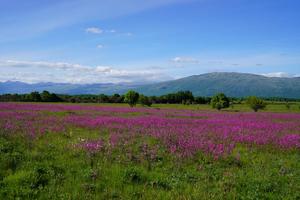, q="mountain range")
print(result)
[1,72,300,98]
